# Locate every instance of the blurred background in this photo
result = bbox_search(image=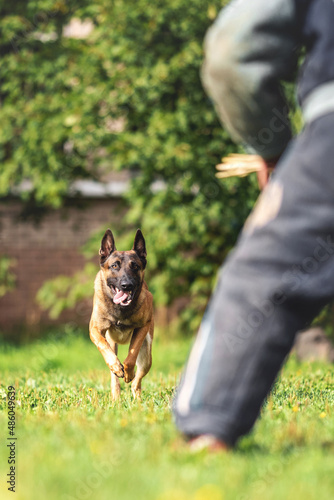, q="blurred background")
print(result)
[1,0,333,345]
[0,0,260,342]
